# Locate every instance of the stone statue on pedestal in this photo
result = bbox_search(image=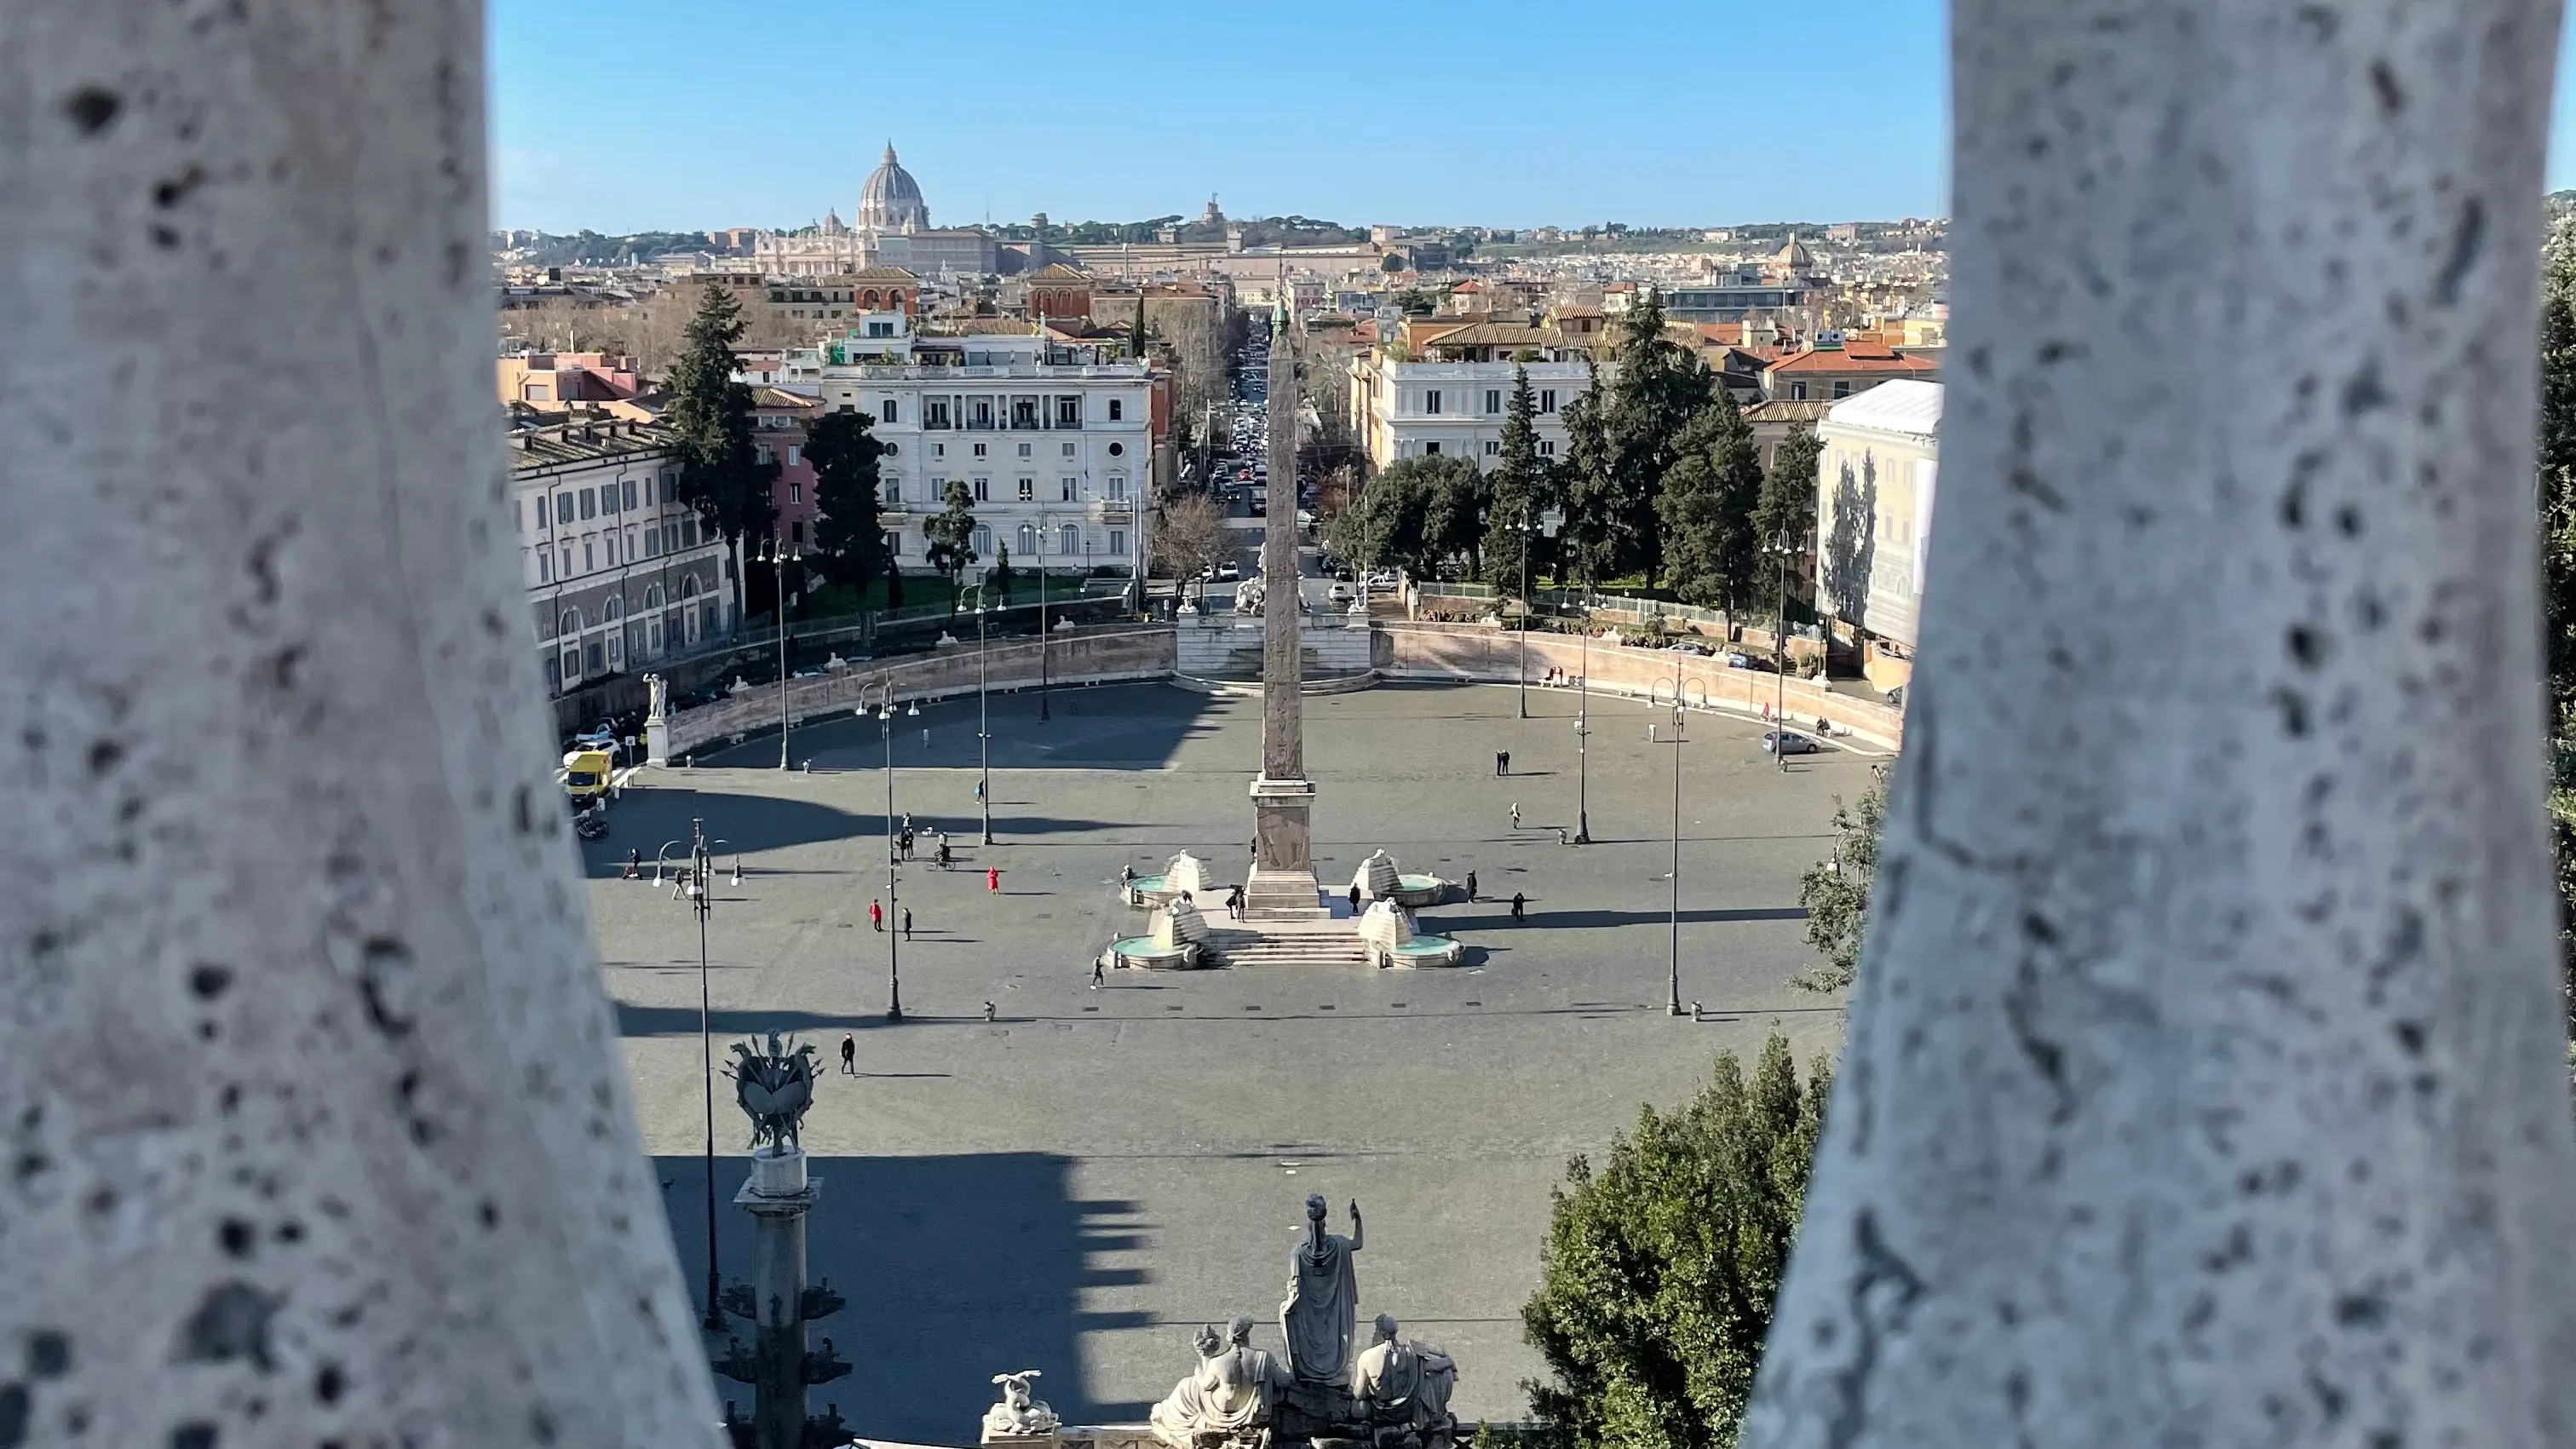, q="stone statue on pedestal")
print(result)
[1150,1316,1288,1449]
[982,1370,1061,1440]
[1351,1314,1456,1449]
[724,1032,818,1152]
[646,671,669,721]
[1280,1195,1362,1384]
